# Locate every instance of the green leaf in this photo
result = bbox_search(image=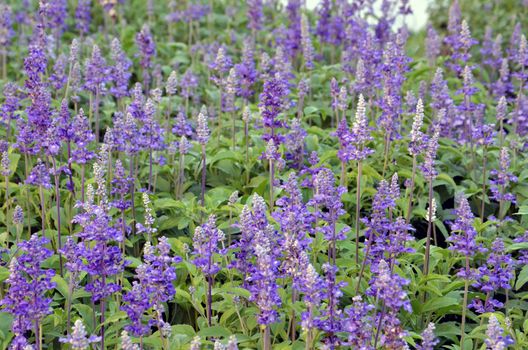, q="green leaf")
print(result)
[516,265,528,291]
[304,106,318,115]
[515,205,528,216]
[434,173,457,192]
[171,324,196,337]
[72,304,96,332]
[422,295,459,313]
[52,275,70,299]
[506,242,528,252]
[198,326,231,338]
[154,198,183,210]
[0,267,9,283]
